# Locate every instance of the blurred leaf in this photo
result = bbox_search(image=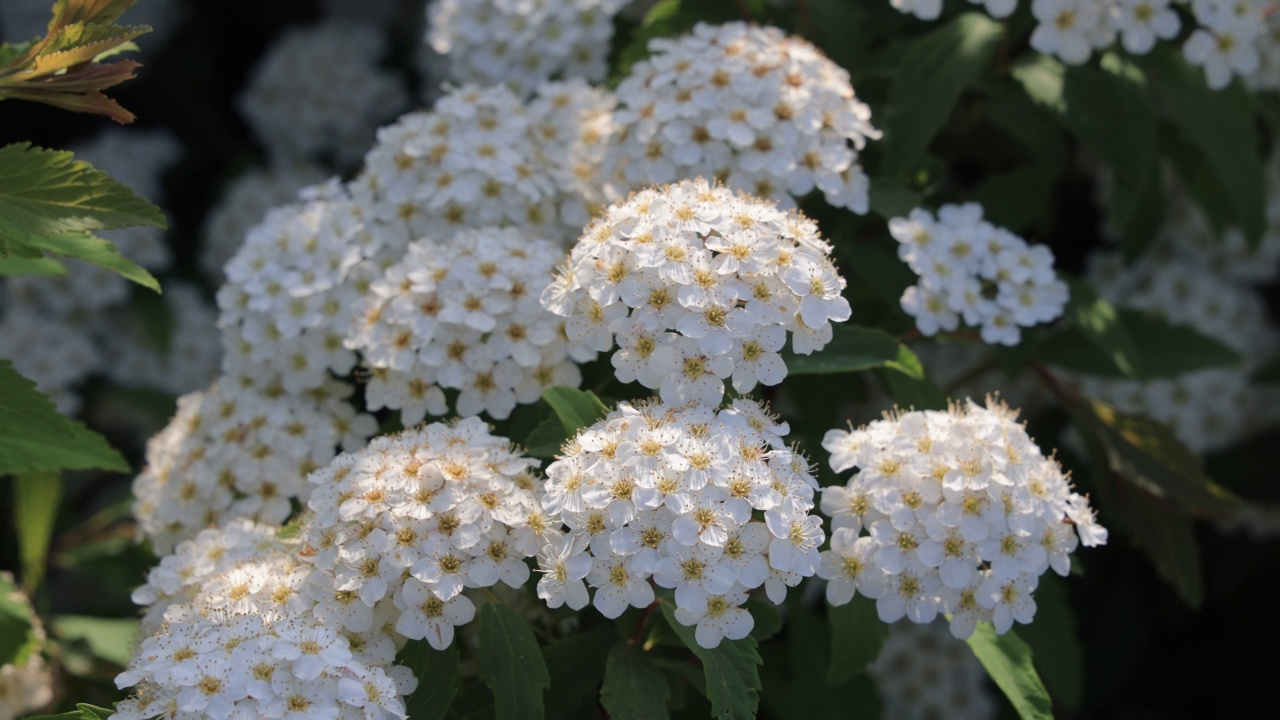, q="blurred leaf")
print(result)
[825,595,888,687]
[1142,46,1265,243]
[544,630,612,720]
[658,602,762,720]
[0,359,129,475]
[1039,308,1242,379]
[0,574,38,667]
[866,177,922,221]
[744,597,782,642]
[14,472,61,593]
[524,416,567,460]
[26,703,115,720]
[0,255,67,276]
[841,240,916,308]
[479,603,551,720]
[542,387,610,437]
[806,0,868,71]
[981,87,1067,174]
[966,624,1053,720]
[785,325,923,378]
[131,285,175,354]
[1016,575,1082,710]
[1252,356,1280,384]
[1059,277,1141,378]
[970,165,1055,231]
[601,642,671,720]
[880,12,1003,174]
[51,615,137,667]
[880,368,948,411]
[396,640,458,720]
